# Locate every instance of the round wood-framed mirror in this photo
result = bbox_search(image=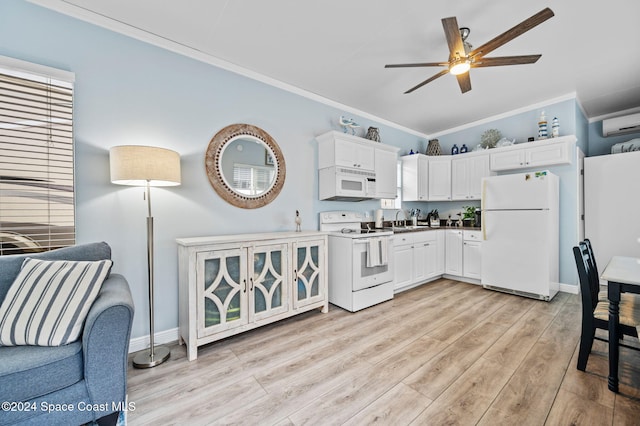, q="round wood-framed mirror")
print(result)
[205,124,286,209]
